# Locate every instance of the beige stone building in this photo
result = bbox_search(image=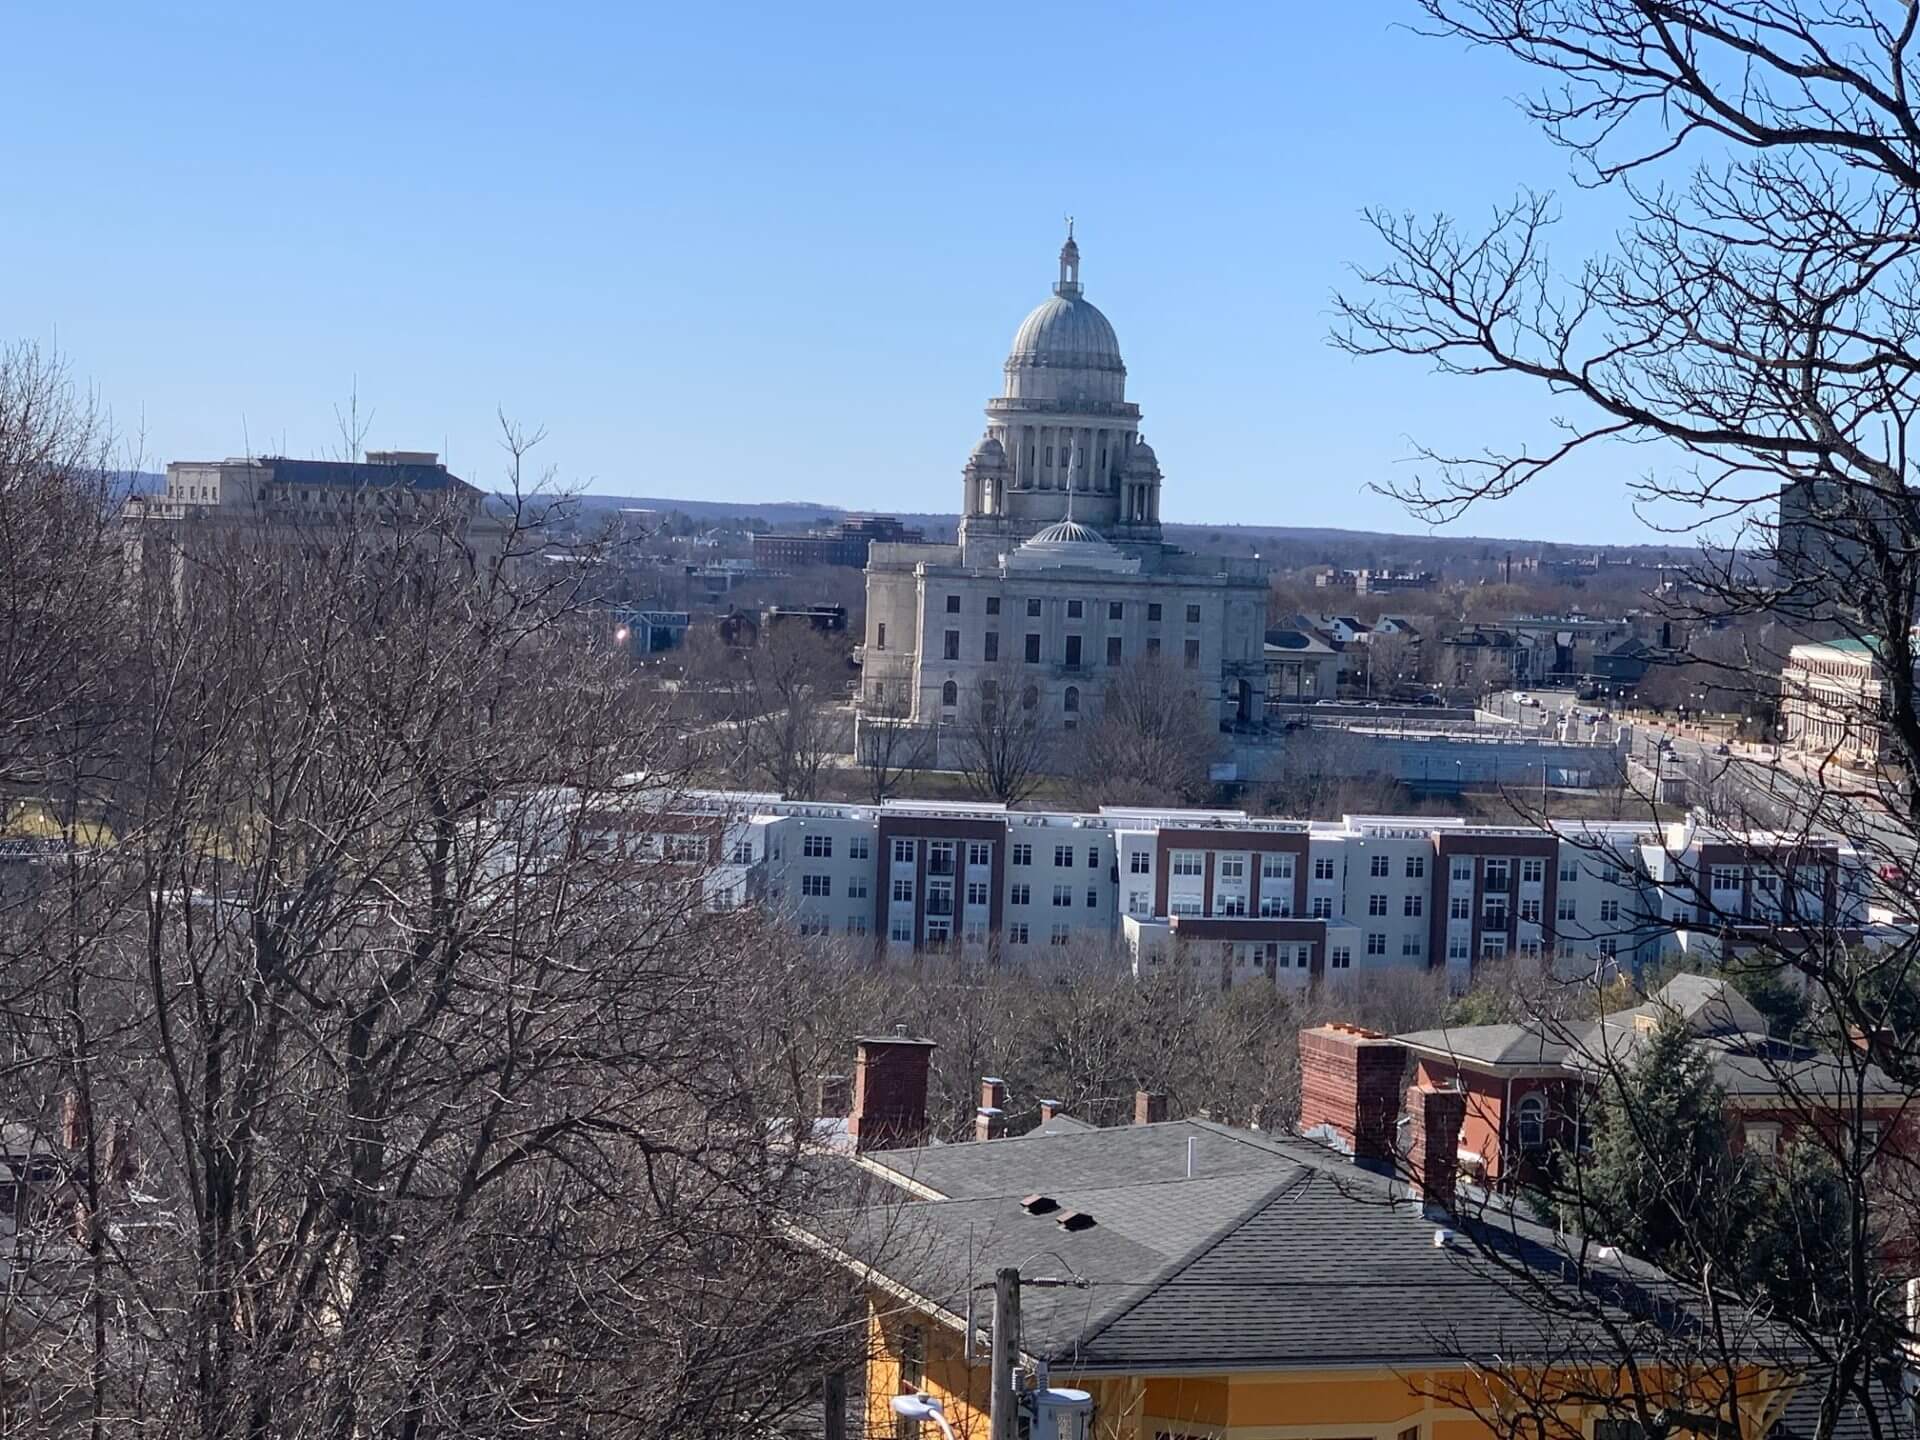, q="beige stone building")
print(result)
[859,233,1269,756]
[1780,637,1900,765]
